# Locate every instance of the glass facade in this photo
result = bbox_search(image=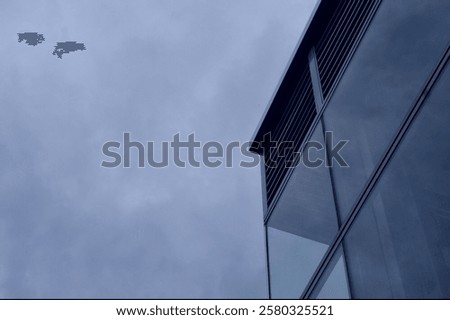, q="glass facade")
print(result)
[322,0,450,220]
[252,0,450,299]
[335,61,450,298]
[266,122,339,298]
